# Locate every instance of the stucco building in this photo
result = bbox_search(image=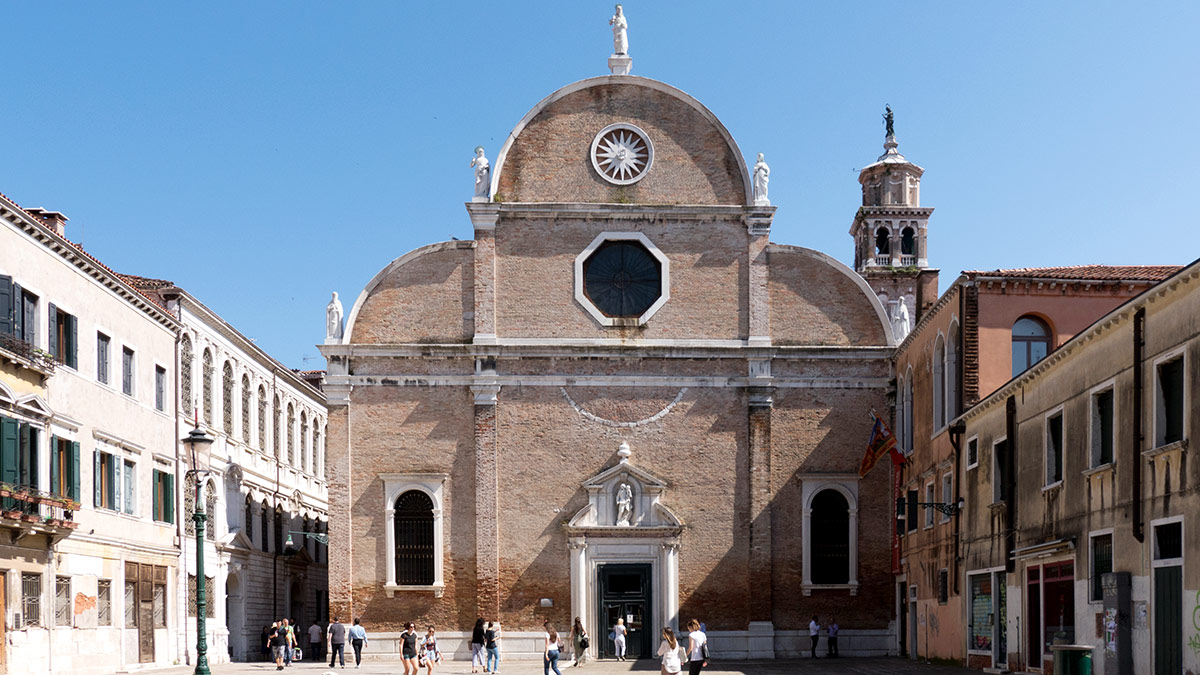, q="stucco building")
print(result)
[319,55,906,659]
